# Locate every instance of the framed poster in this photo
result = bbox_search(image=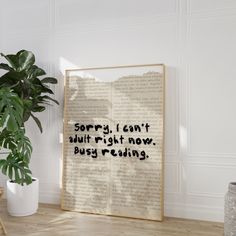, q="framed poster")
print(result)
[62,64,165,221]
